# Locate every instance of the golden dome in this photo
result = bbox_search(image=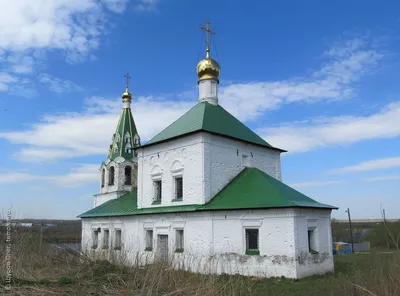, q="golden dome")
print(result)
[196,57,220,83]
[122,88,132,103]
